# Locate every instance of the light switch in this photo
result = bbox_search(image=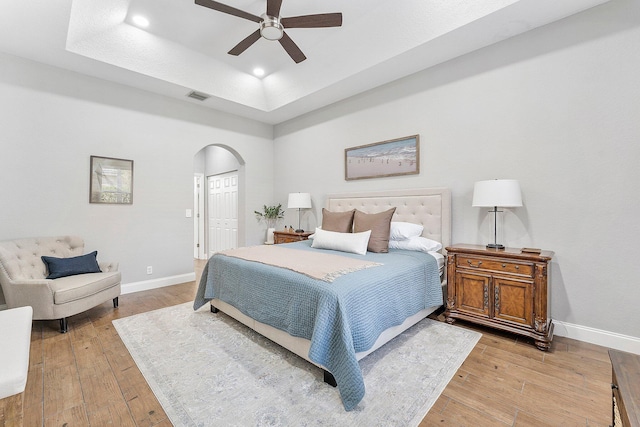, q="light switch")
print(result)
[185,209,192,218]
